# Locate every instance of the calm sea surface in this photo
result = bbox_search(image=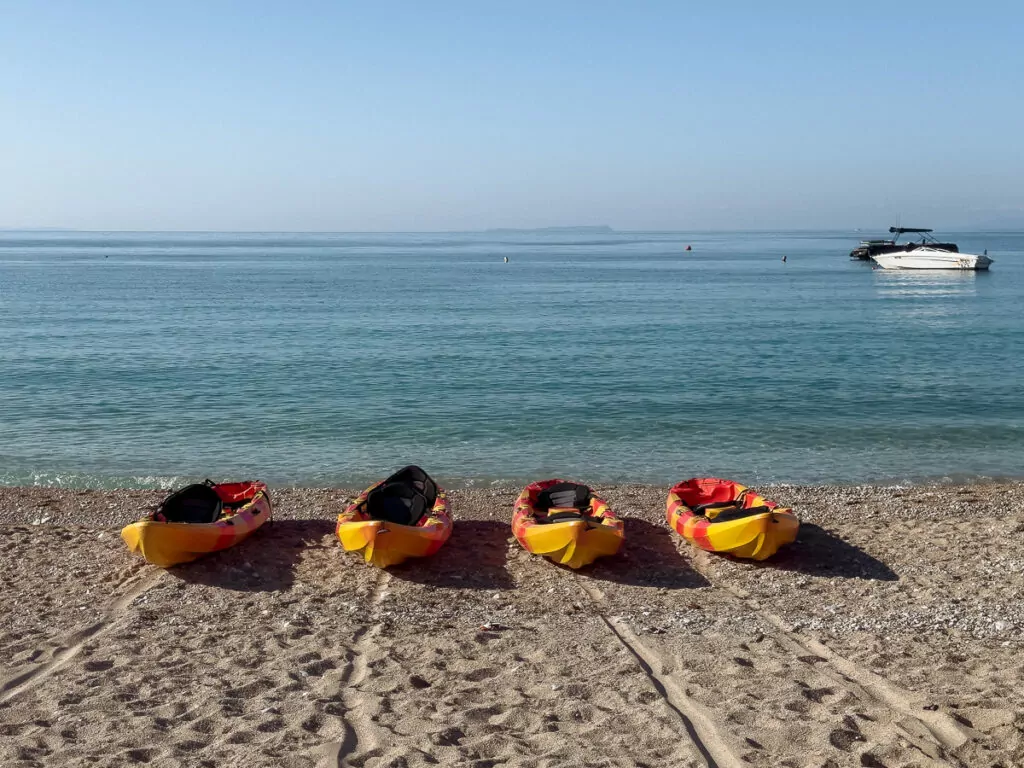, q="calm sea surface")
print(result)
[1,230,1021,489]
